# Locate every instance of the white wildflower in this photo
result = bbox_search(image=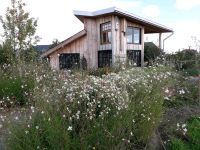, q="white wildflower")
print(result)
[67,126,72,131]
